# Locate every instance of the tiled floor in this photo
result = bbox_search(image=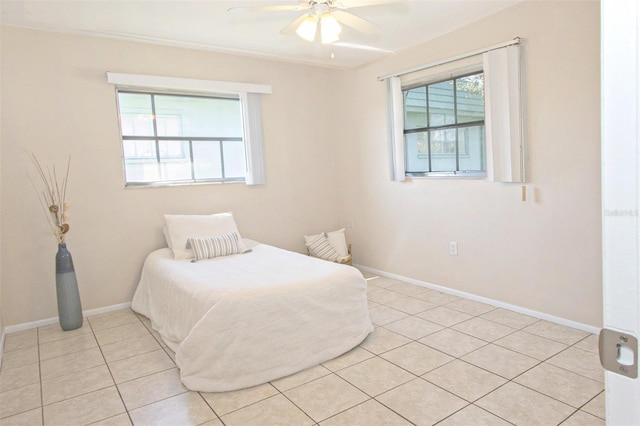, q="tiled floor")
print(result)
[0,273,606,425]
